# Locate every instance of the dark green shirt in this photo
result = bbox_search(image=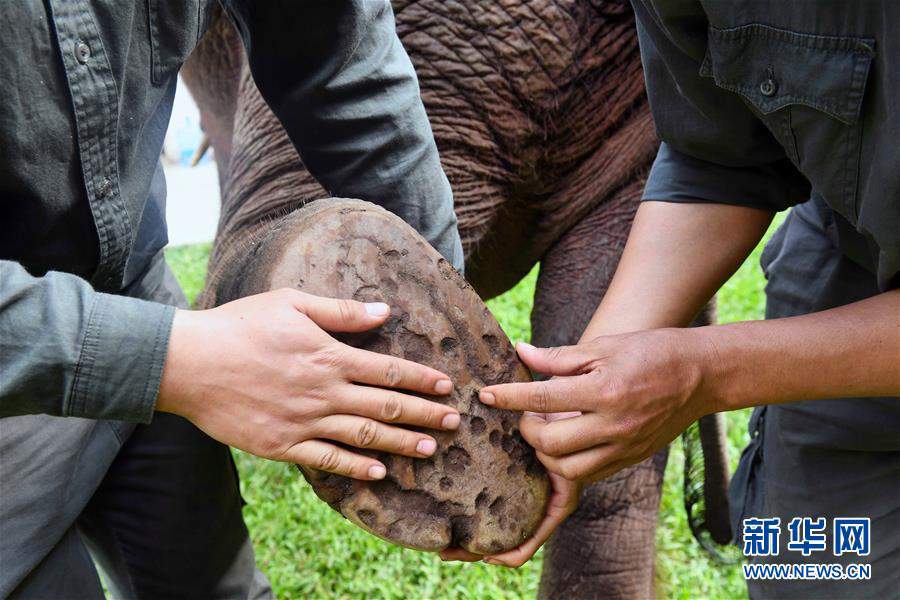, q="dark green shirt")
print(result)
[0,1,462,422]
[632,1,899,291]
